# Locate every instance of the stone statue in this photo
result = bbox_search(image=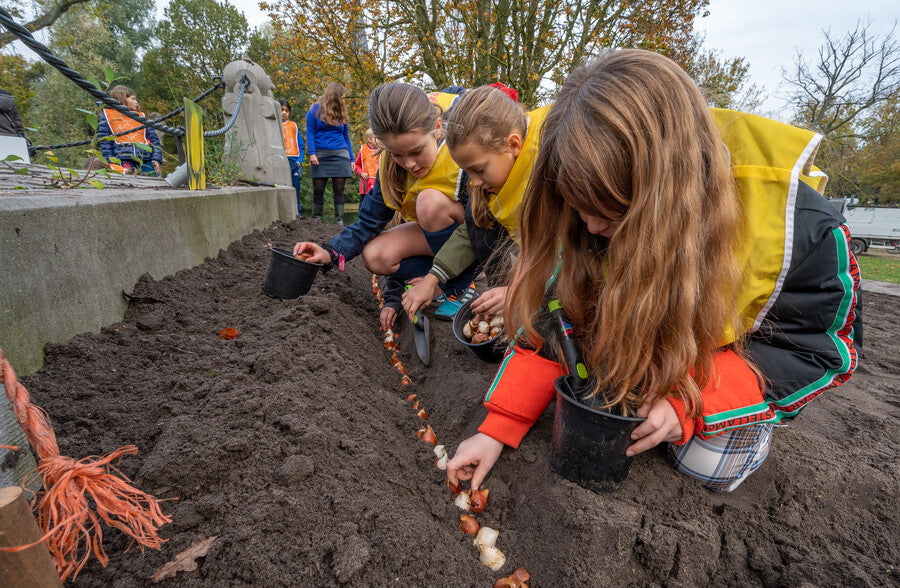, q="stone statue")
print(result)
[221,59,292,186]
